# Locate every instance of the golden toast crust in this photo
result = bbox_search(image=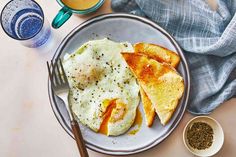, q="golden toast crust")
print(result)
[139,87,156,127]
[134,43,180,68]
